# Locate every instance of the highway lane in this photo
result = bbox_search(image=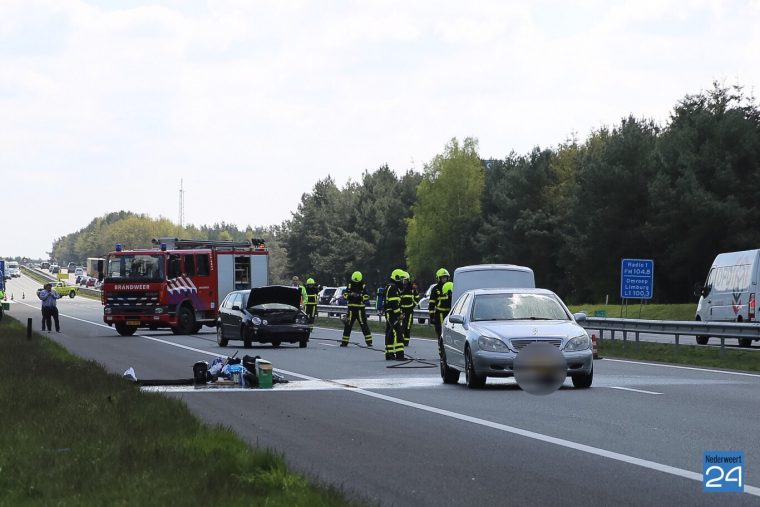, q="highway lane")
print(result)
[4,273,760,505]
